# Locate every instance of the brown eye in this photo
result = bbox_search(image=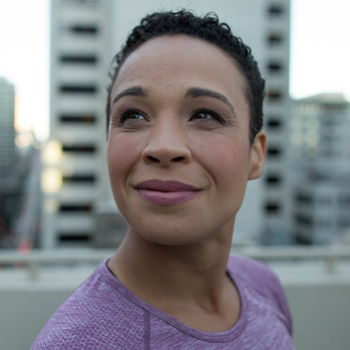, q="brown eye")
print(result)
[120,109,147,123]
[127,113,145,120]
[194,112,214,120]
[190,109,223,123]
